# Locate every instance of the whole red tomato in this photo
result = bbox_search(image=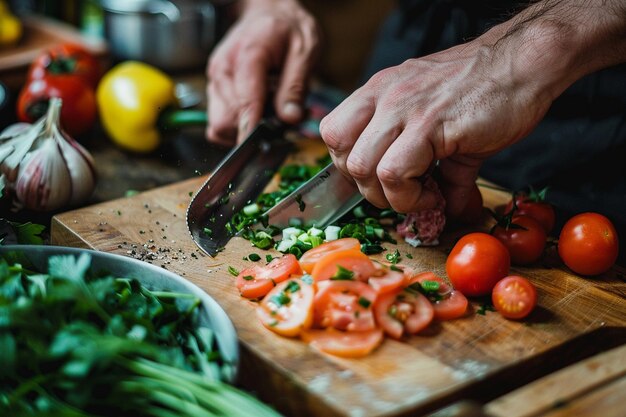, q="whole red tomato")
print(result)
[446,232,510,297]
[492,215,547,265]
[504,192,555,234]
[27,43,102,89]
[17,76,97,136]
[558,212,619,276]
